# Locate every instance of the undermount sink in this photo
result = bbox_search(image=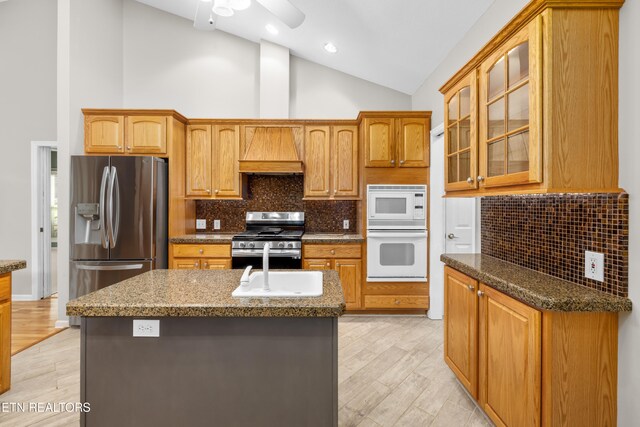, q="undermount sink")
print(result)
[232,271,323,297]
